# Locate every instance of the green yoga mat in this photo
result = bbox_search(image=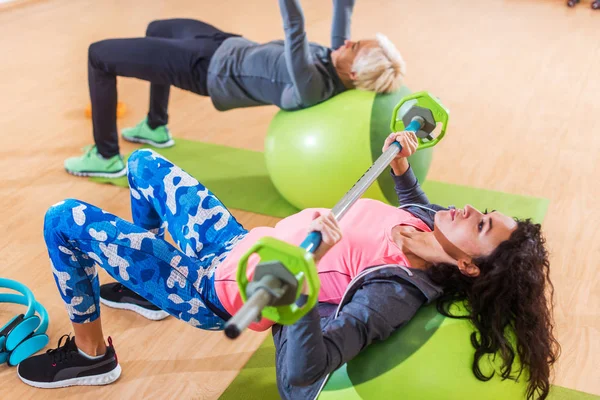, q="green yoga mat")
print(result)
[92,139,548,222]
[220,335,599,400]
